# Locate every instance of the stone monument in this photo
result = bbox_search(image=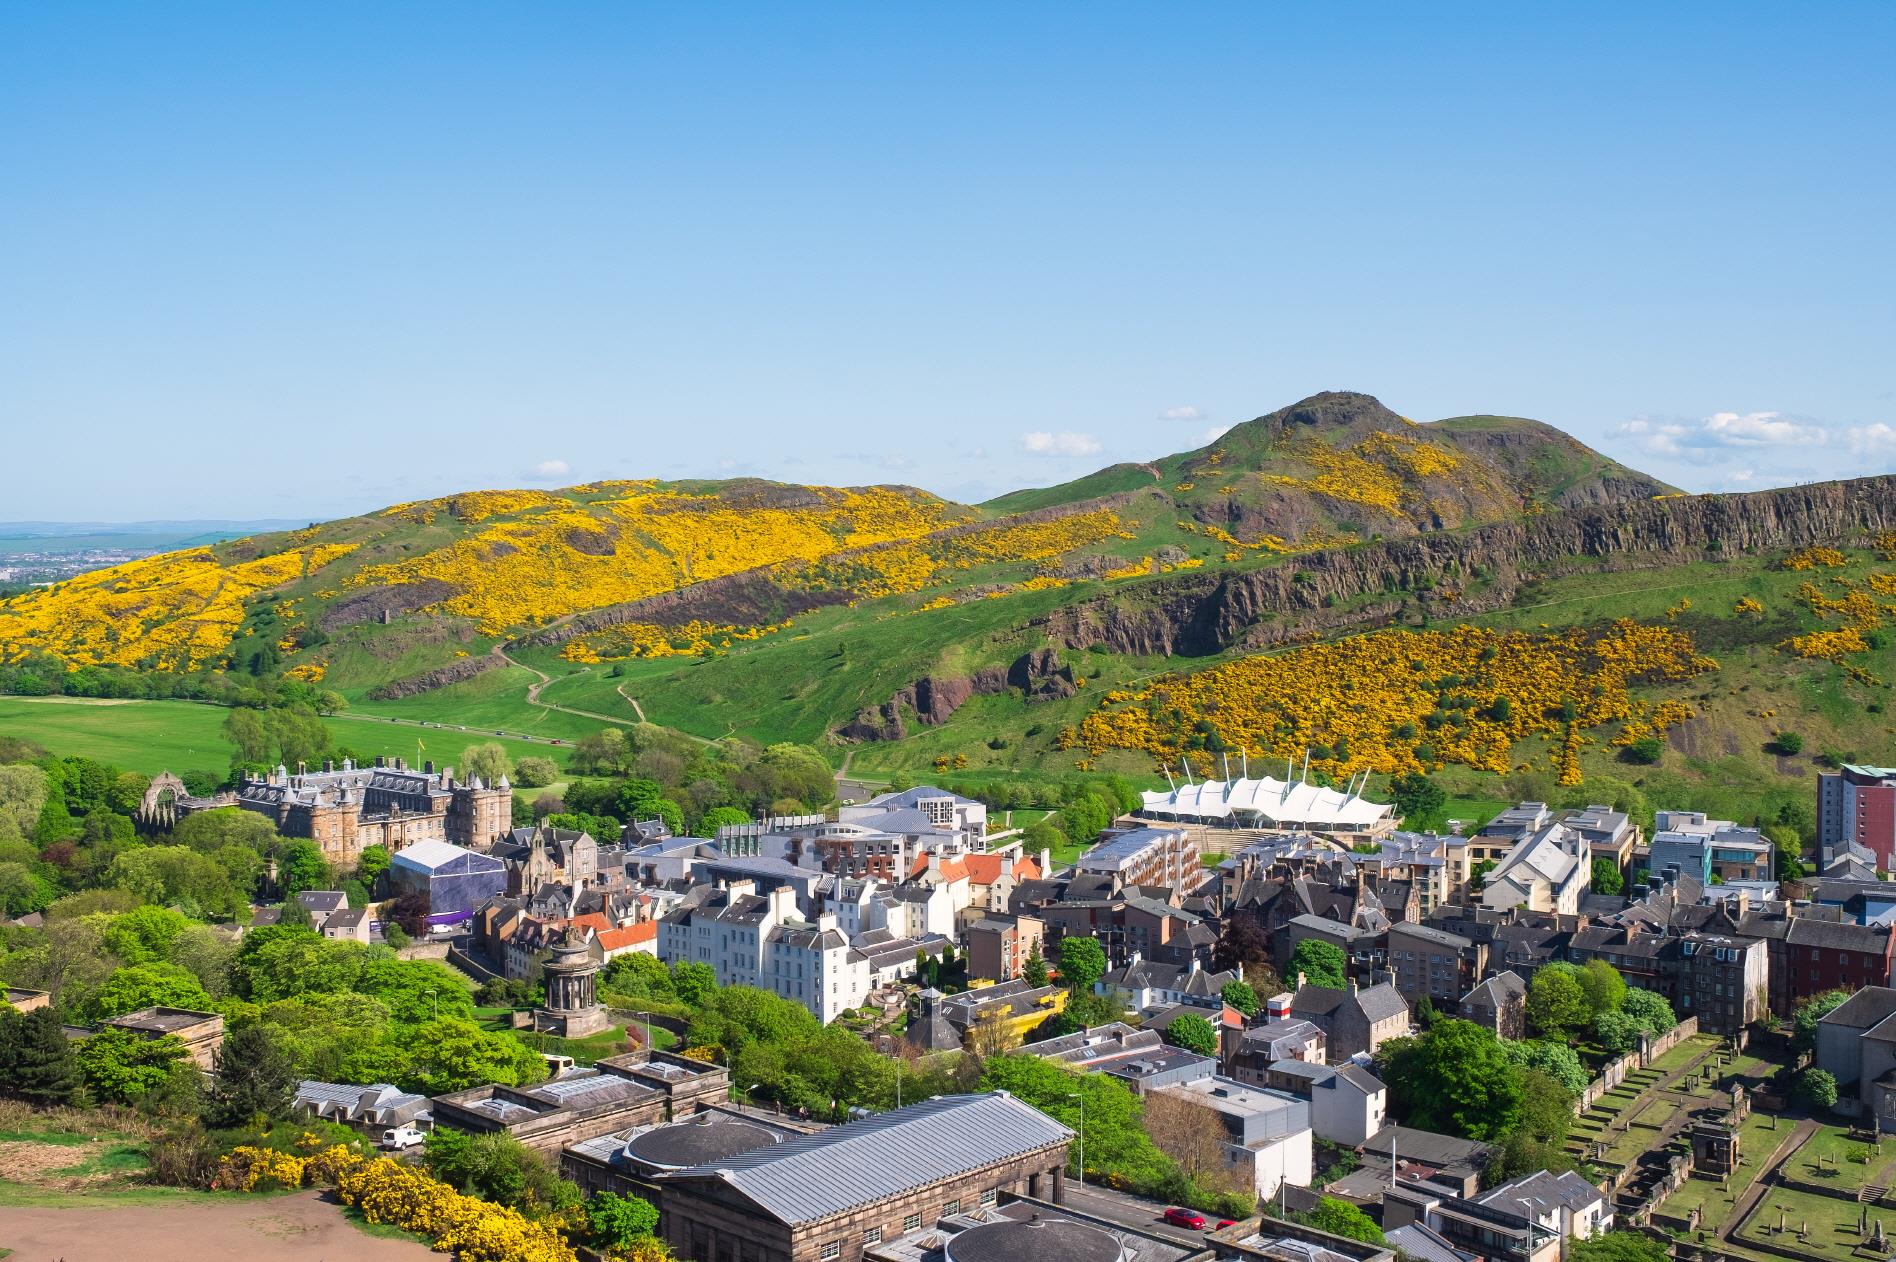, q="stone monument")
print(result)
[535,926,611,1039]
